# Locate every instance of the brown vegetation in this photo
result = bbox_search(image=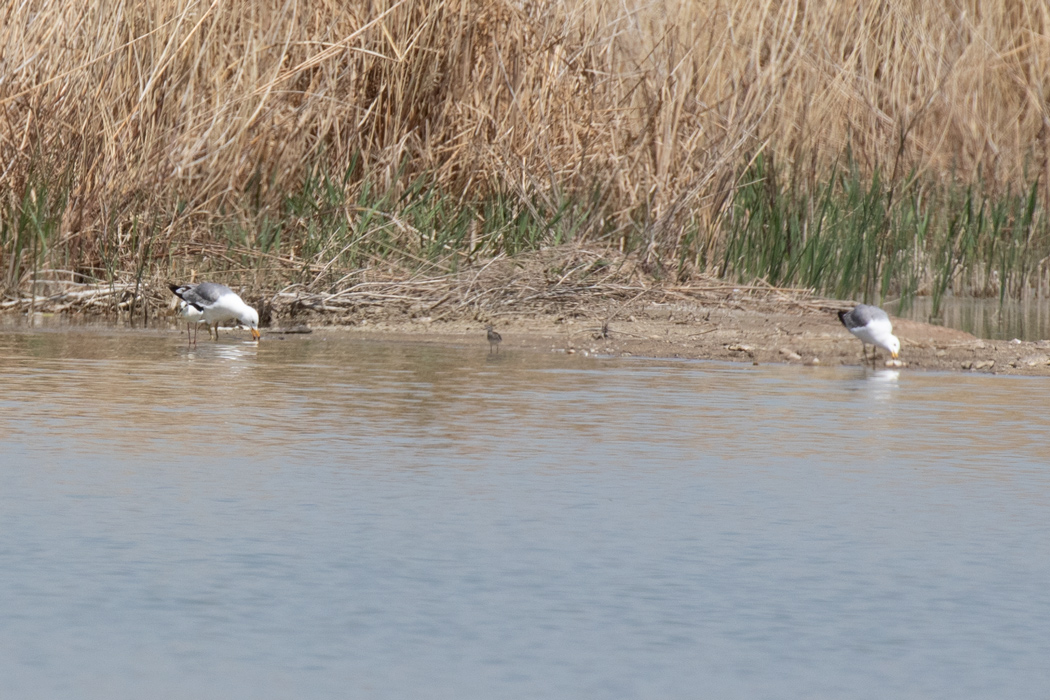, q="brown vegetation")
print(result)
[2,0,1050,298]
